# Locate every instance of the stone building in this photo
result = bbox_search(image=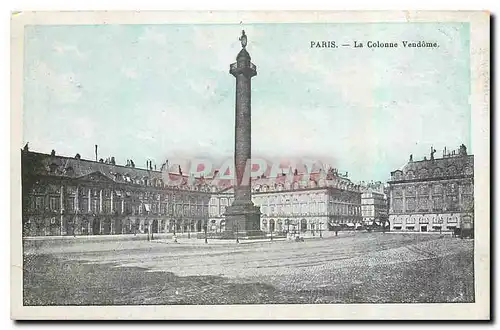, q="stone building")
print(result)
[387,144,474,232]
[22,147,363,237]
[208,168,363,234]
[360,187,388,227]
[21,149,212,237]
